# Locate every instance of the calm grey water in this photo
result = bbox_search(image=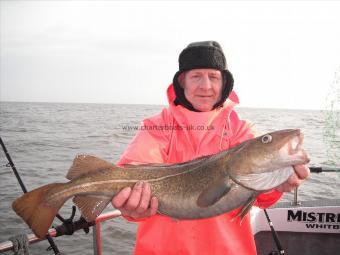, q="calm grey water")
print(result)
[0,102,339,255]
